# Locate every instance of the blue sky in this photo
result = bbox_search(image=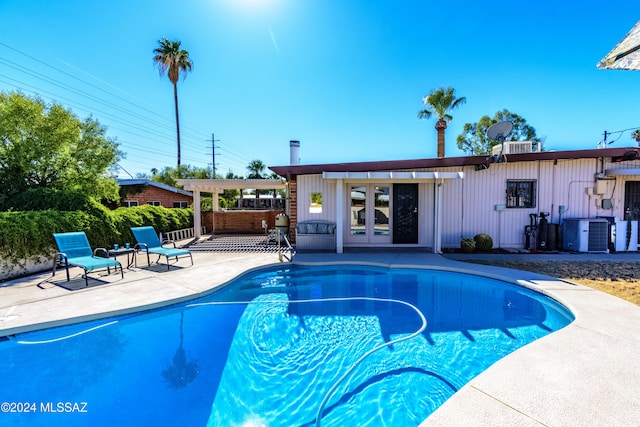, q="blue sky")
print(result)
[1,0,639,178]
